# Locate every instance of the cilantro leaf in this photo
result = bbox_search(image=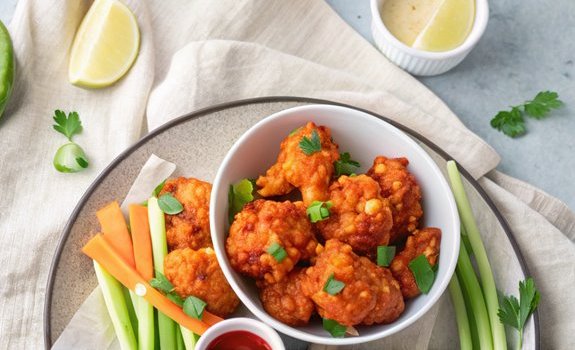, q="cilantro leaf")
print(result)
[323,273,345,295]
[158,193,184,215]
[376,245,396,267]
[52,110,83,141]
[289,127,301,136]
[183,296,207,320]
[306,201,332,223]
[167,292,184,307]
[524,91,563,119]
[498,278,540,349]
[322,318,346,338]
[490,91,563,137]
[334,152,361,177]
[150,272,174,294]
[228,179,255,223]
[266,242,287,262]
[408,254,435,294]
[299,130,321,155]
